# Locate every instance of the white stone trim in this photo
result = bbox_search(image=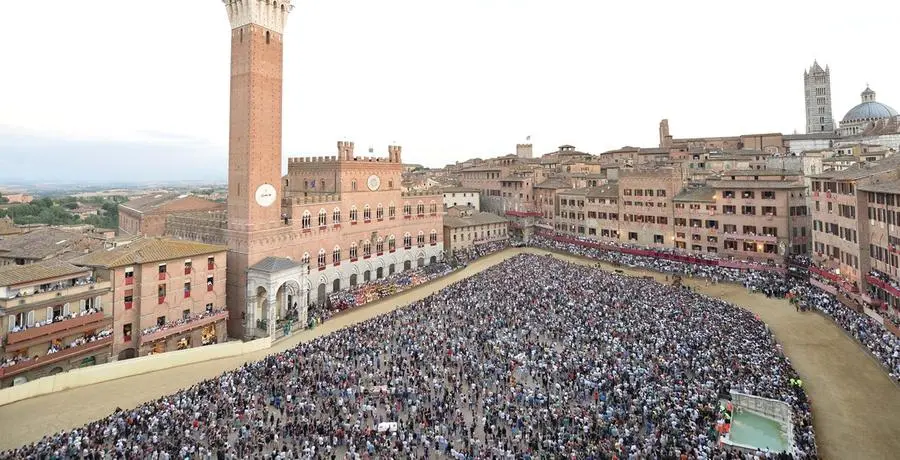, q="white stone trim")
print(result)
[223,0,292,34]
